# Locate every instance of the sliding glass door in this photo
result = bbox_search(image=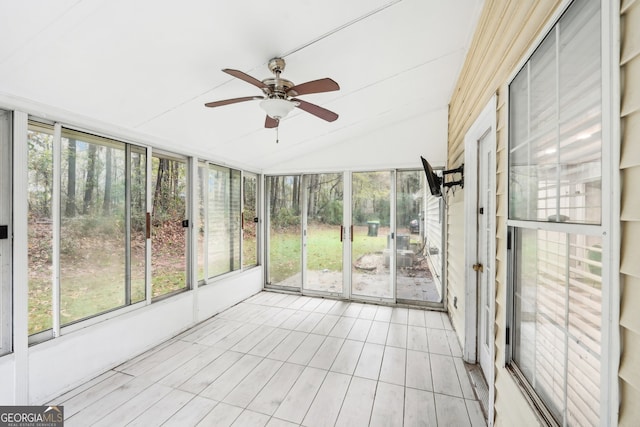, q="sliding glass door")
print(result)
[351,171,393,300]
[266,175,302,289]
[395,170,440,303]
[265,170,445,306]
[303,173,344,295]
